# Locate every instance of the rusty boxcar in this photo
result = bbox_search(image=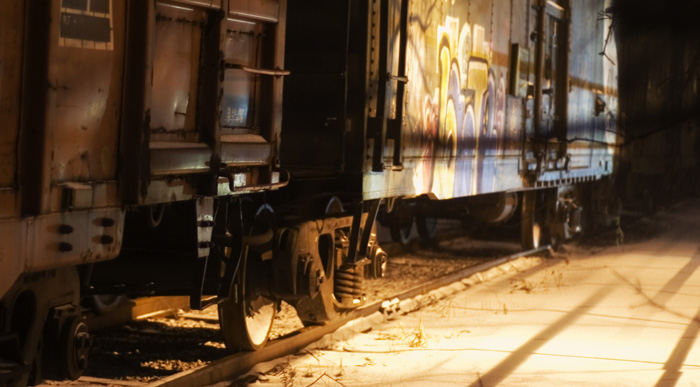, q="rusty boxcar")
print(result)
[1,0,289,383]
